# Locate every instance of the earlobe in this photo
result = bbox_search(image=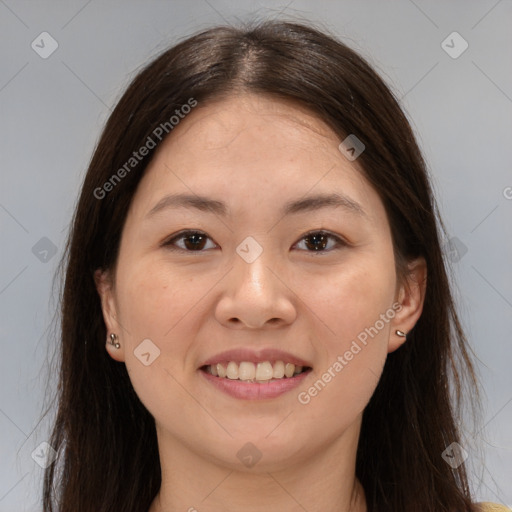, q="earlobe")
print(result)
[388,257,427,353]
